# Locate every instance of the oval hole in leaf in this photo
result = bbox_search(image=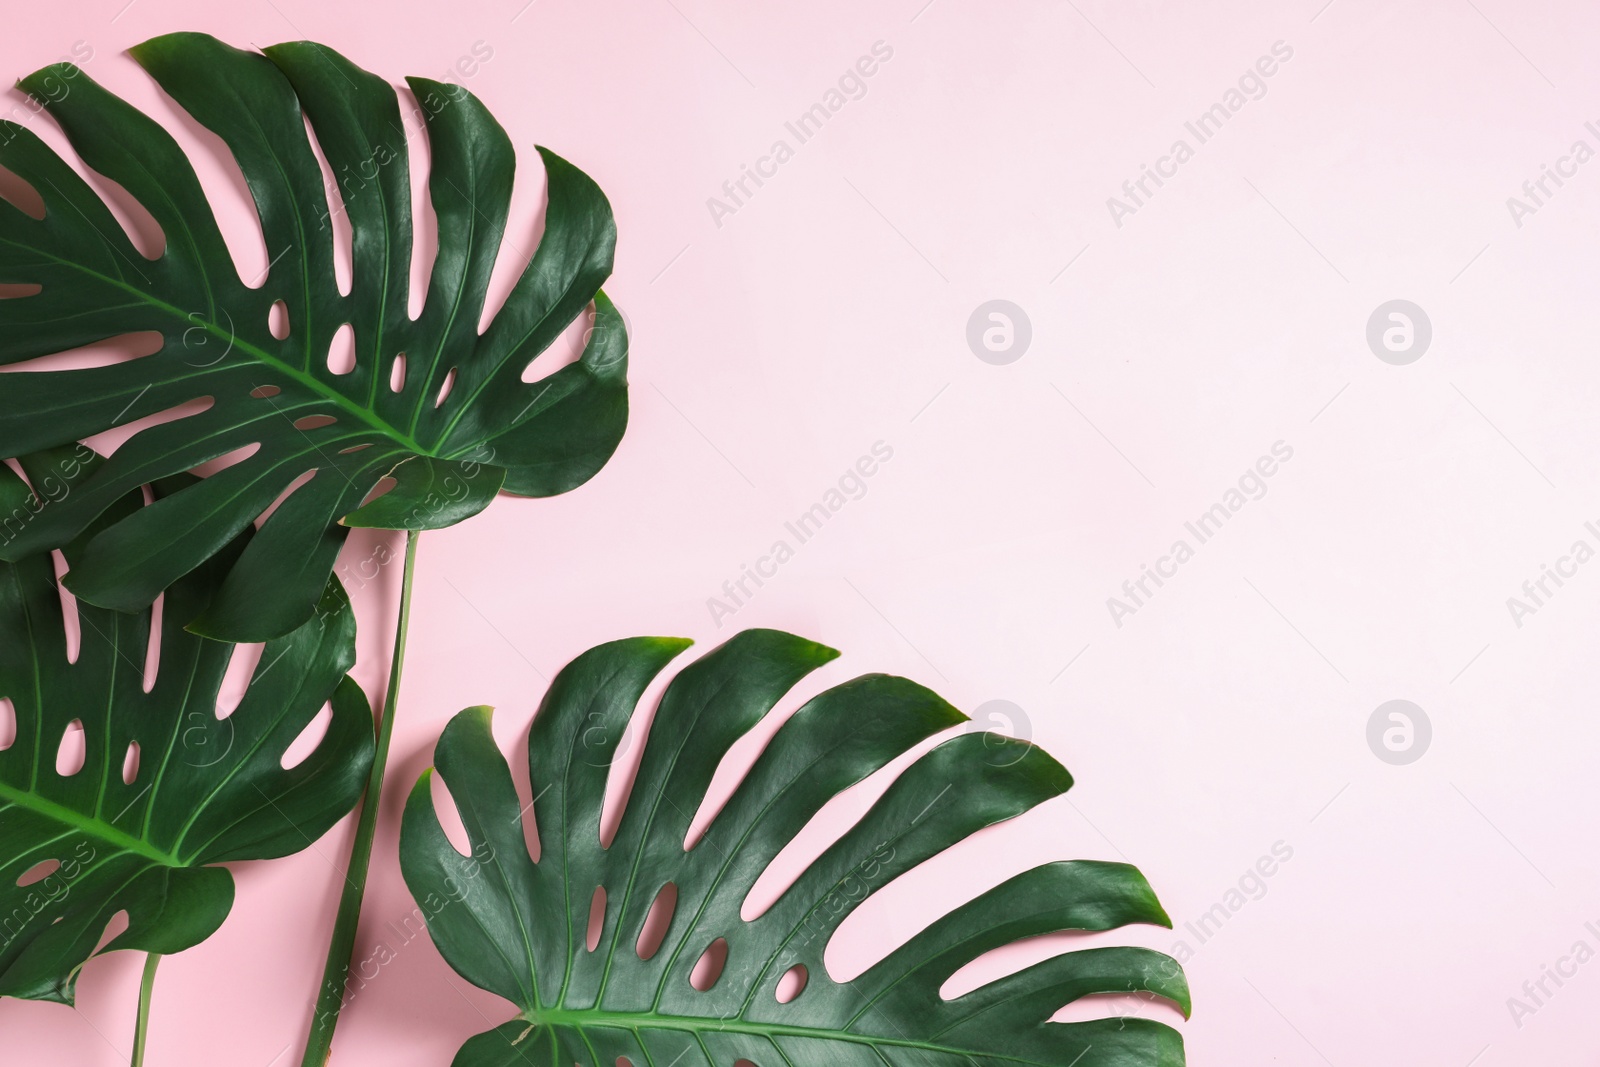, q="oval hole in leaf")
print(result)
[390,351,407,392]
[142,592,163,694]
[327,322,356,375]
[293,414,337,431]
[776,963,807,1003]
[55,719,85,776]
[0,162,45,219]
[635,883,677,961]
[249,383,281,399]
[50,550,79,665]
[256,469,317,530]
[94,910,129,954]
[122,741,141,785]
[281,700,332,770]
[16,858,60,888]
[268,299,290,340]
[586,886,606,952]
[435,367,457,408]
[0,697,15,750]
[217,642,265,720]
[338,442,372,455]
[690,937,728,992]
[429,771,472,857]
[359,476,397,509]
[190,442,260,478]
[83,395,212,460]
[0,282,42,299]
